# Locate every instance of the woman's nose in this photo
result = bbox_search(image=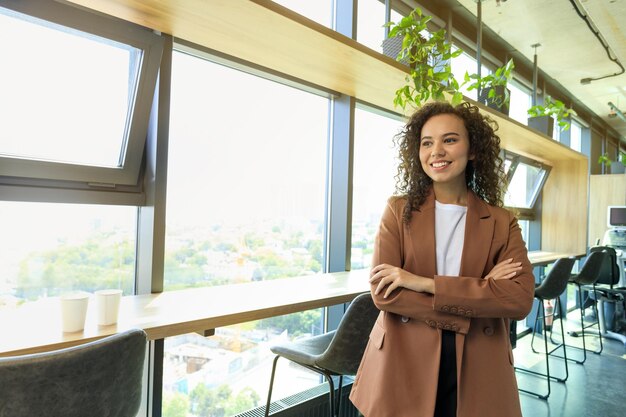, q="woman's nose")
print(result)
[431,143,444,157]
